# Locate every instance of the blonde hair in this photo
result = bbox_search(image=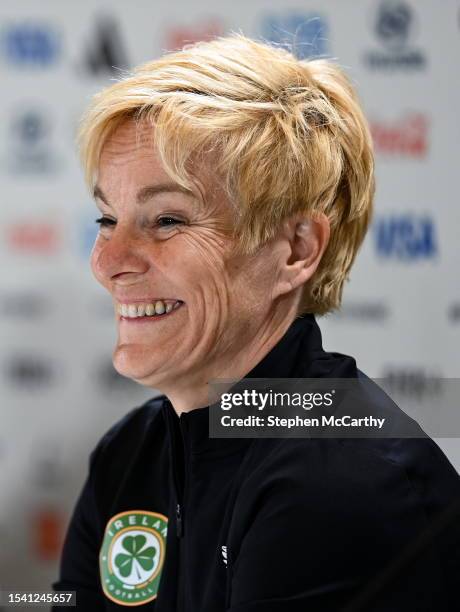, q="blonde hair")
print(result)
[79,34,374,315]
